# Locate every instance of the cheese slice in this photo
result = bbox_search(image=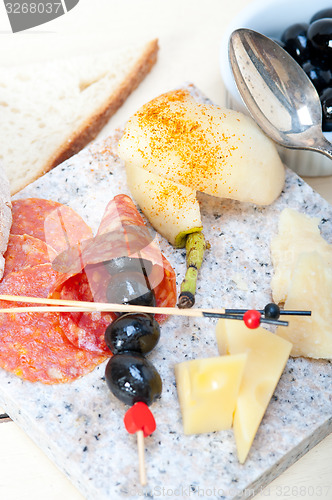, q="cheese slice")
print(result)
[216,319,292,463]
[277,252,332,359]
[271,208,332,304]
[174,354,247,435]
